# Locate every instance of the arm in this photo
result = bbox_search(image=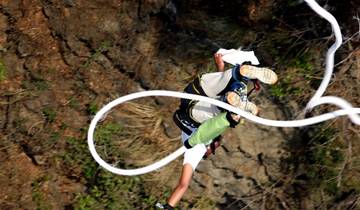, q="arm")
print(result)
[183,112,239,149]
[214,53,225,72]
